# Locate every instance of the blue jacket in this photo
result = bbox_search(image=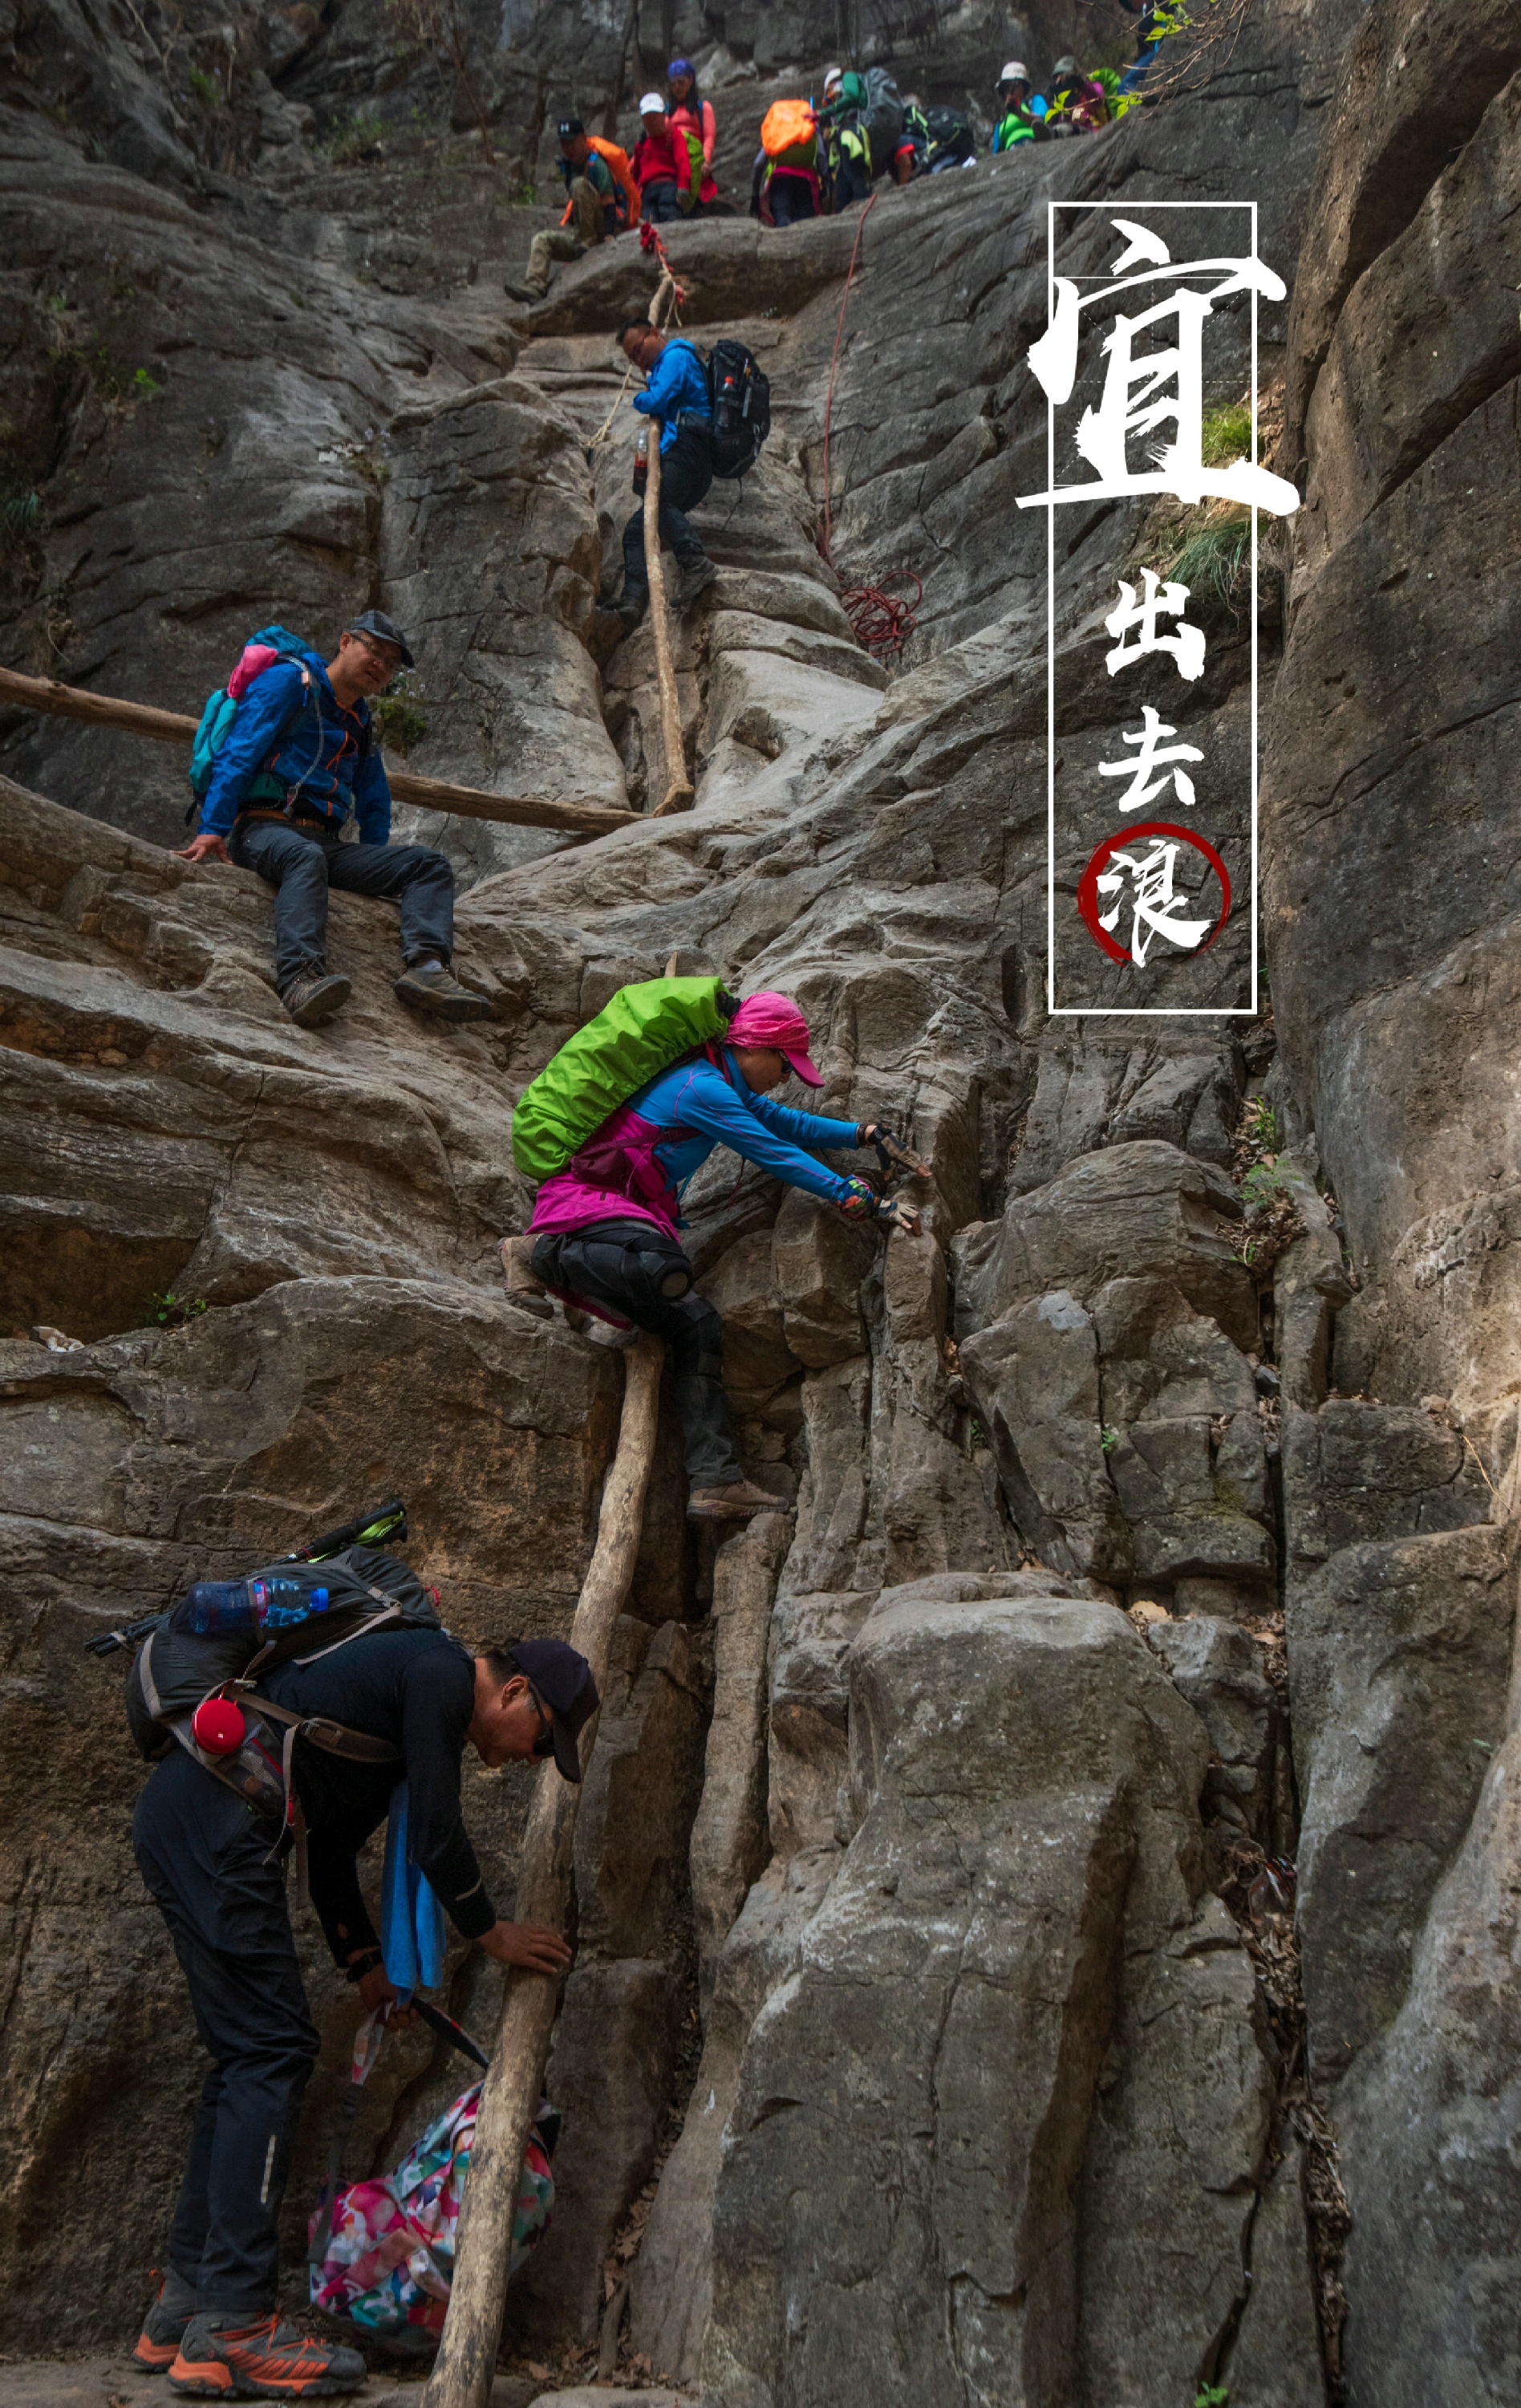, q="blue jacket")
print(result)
[531,1050,865,1238]
[631,1054,860,1208]
[201,649,392,840]
[634,339,712,456]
